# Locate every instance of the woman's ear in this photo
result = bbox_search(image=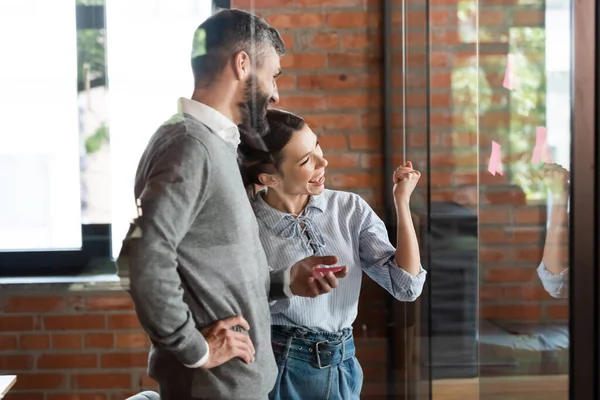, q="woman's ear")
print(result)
[258,173,279,188]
